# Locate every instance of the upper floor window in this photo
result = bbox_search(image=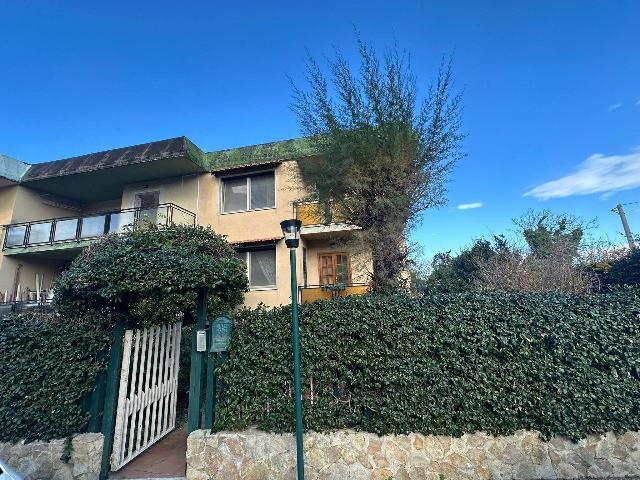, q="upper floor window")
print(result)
[221,171,275,213]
